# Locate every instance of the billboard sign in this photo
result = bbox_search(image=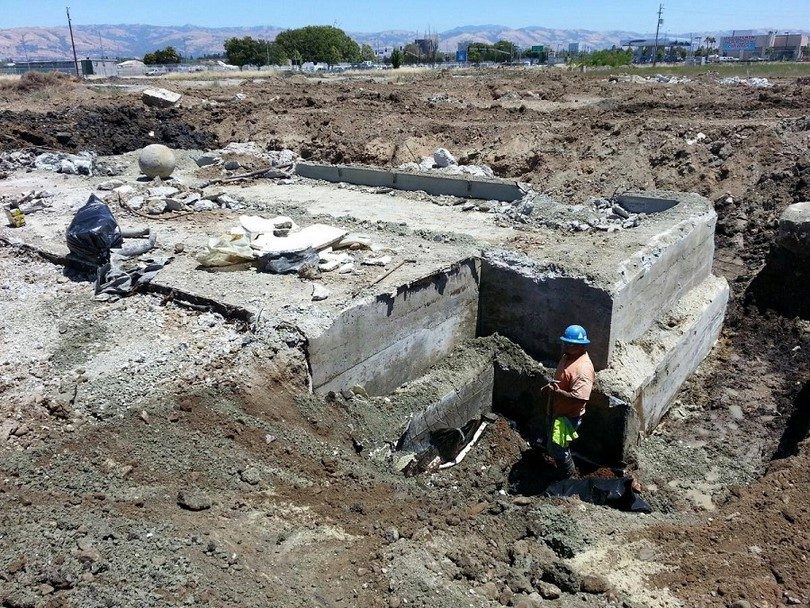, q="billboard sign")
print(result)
[456,50,467,62]
[531,45,545,52]
[720,35,759,52]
